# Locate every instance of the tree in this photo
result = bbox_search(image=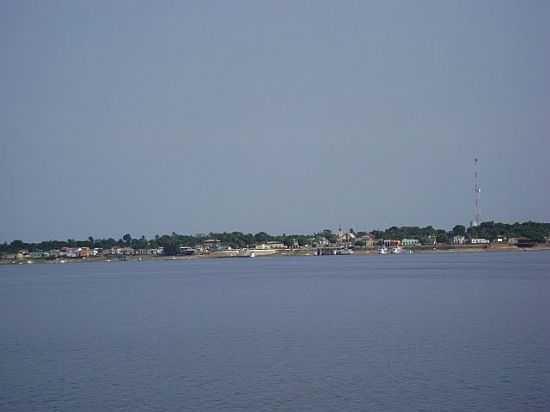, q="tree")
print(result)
[163,242,179,256]
[254,232,270,243]
[122,234,132,245]
[10,240,25,251]
[452,225,466,237]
